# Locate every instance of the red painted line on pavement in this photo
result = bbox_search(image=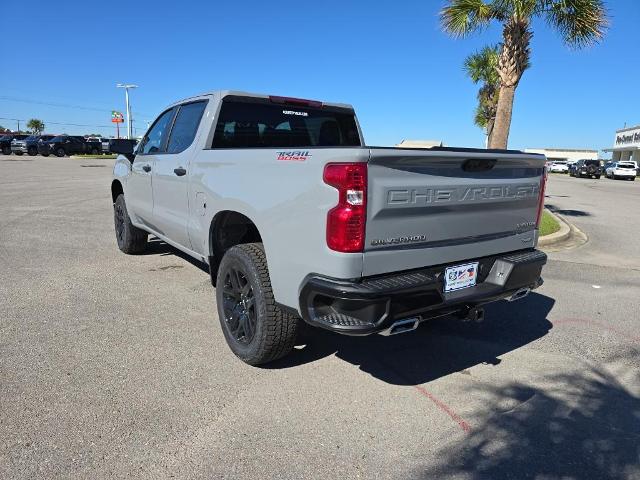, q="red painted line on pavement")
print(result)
[553,317,640,343]
[412,385,472,433]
